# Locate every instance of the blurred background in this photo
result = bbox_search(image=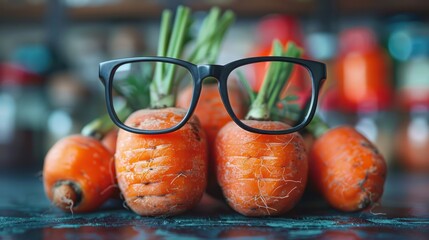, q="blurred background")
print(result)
[0,0,428,174]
